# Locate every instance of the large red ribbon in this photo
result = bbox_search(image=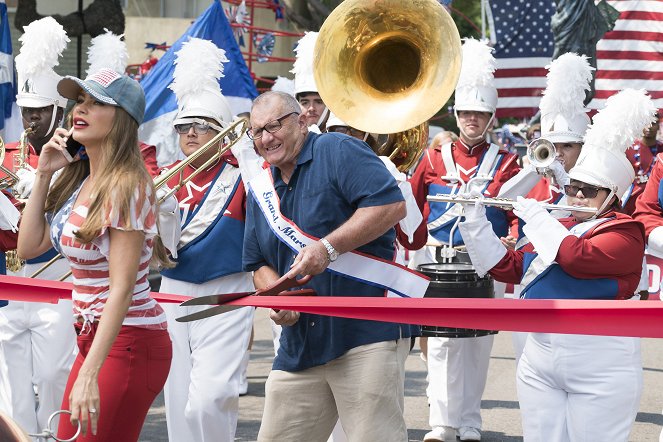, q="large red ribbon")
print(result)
[2,275,662,337]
